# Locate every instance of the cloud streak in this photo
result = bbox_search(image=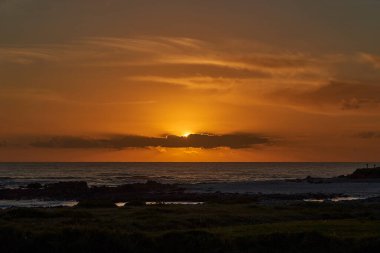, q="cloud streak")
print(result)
[0,47,53,64]
[0,36,327,77]
[1,36,380,114]
[30,133,272,149]
[360,53,380,69]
